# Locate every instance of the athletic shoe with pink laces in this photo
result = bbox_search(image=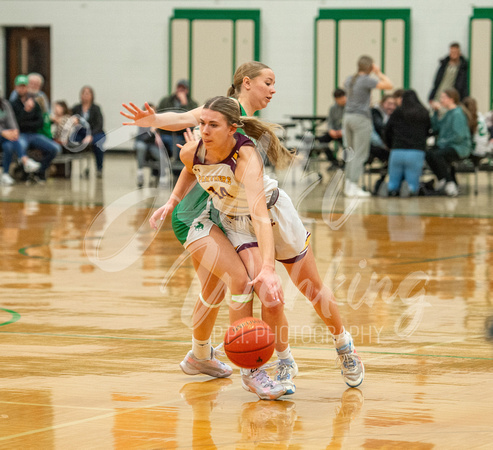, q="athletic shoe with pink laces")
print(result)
[180,344,233,378]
